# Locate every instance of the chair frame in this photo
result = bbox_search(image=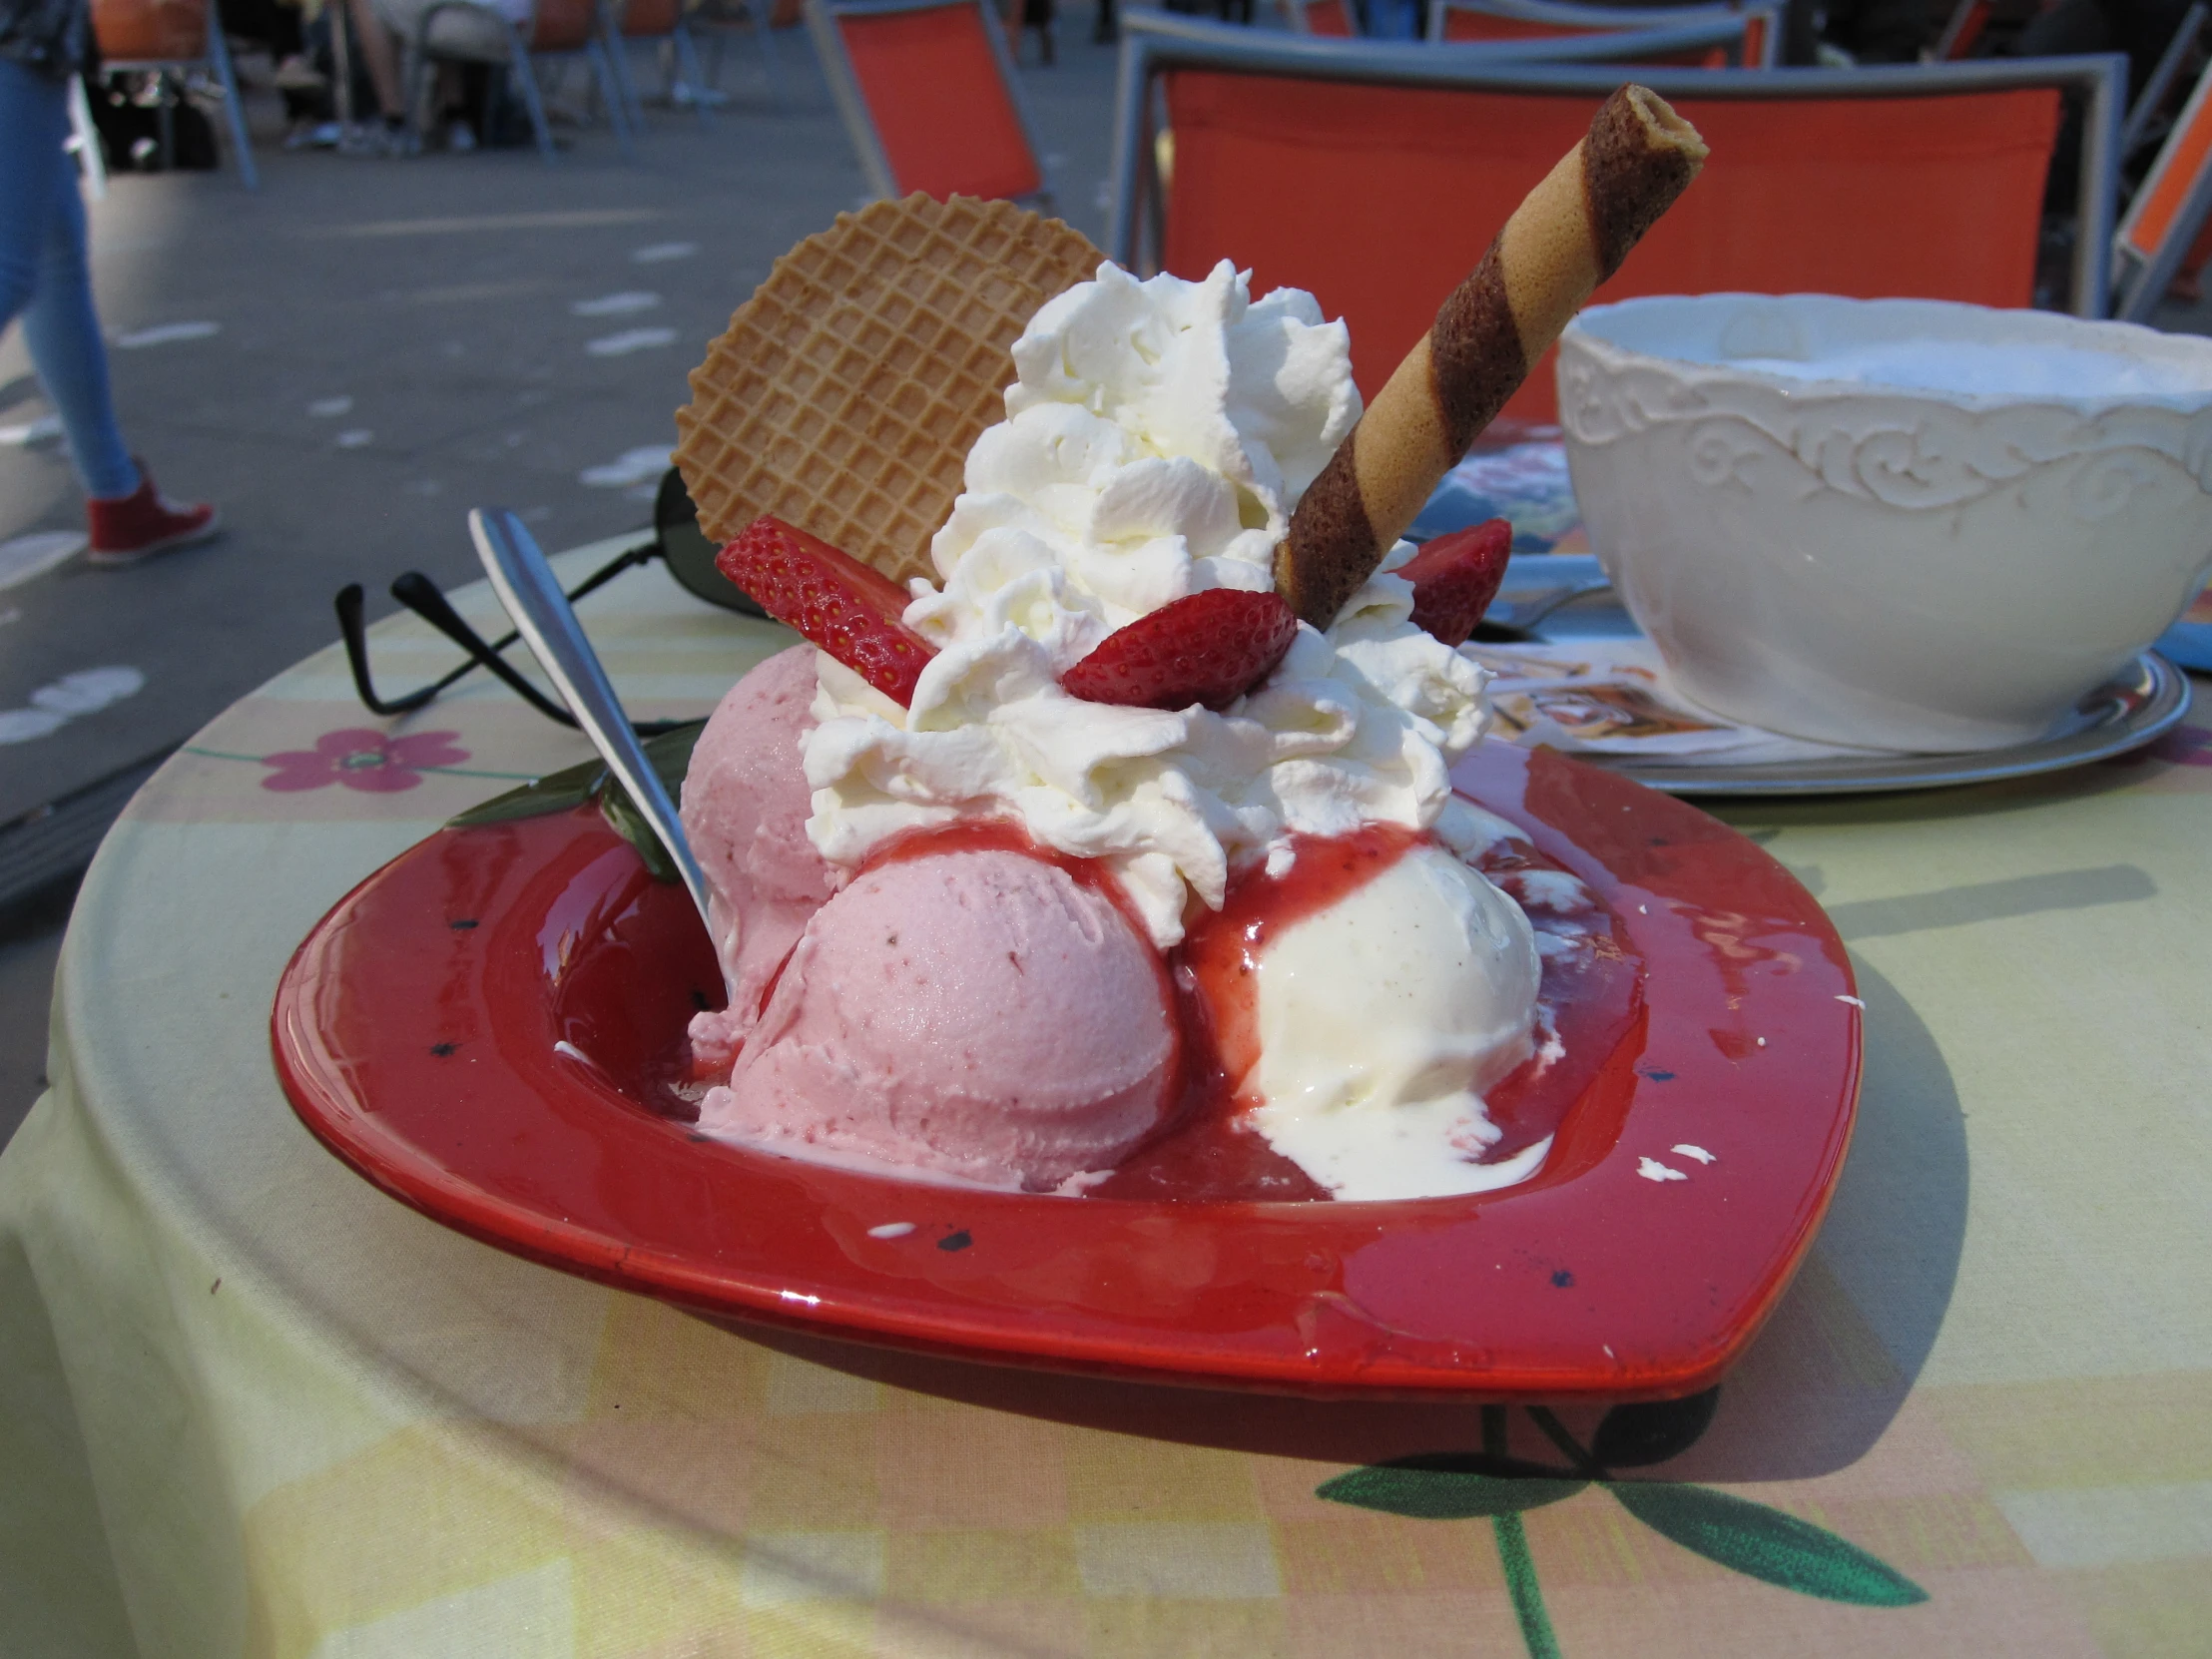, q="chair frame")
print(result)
[689,0,789,107]
[1931,0,1988,60]
[602,0,718,130]
[95,0,259,189]
[1423,0,1781,68]
[407,0,636,162]
[2113,58,2212,319]
[807,0,1054,206]
[2120,0,2207,155]
[1107,15,2124,319]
